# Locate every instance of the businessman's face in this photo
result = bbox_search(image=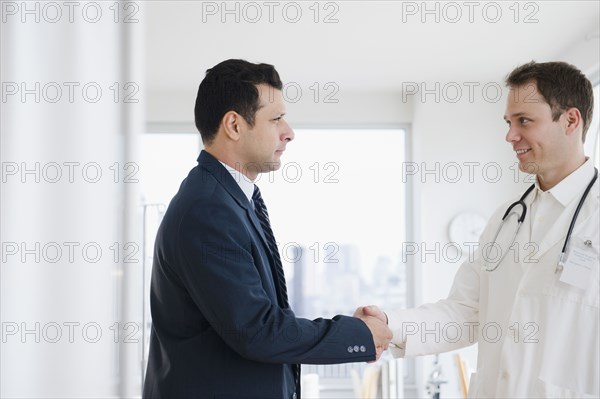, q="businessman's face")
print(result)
[240,84,295,178]
[504,83,572,182]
